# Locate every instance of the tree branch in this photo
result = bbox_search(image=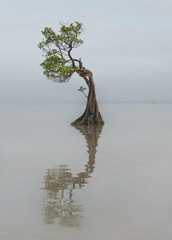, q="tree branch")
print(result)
[68,44,75,68]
